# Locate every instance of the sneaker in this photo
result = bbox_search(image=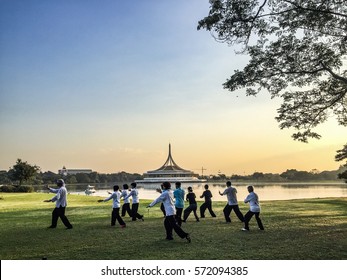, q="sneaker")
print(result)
[66,226,73,230]
[121,225,126,228]
[166,237,174,241]
[186,234,191,243]
[241,228,249,231]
